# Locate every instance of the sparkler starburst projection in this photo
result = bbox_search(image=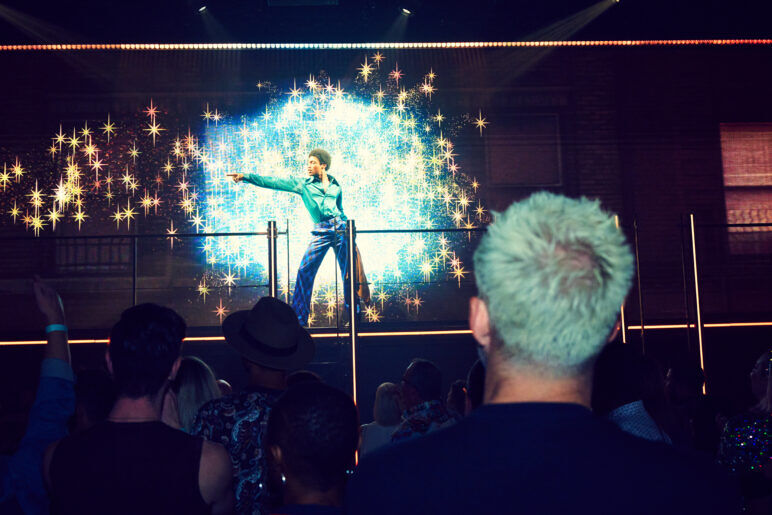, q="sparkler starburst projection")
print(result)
[0,54,490,325]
